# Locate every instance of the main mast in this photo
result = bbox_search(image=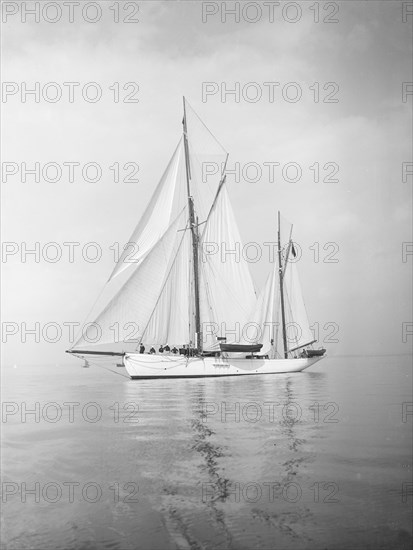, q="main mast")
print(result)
[182,97,202,353]
[277,211,288,359]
